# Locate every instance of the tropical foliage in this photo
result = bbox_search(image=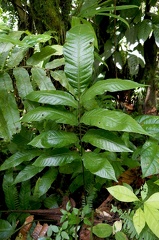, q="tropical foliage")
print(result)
[0,0,159,239]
